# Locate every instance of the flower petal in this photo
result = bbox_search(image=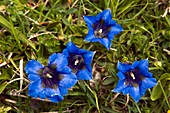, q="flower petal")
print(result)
[109,25,123,35]
[28,74,41,82]
[28,79,43,98]
[122,86,130,95]
[107,32,115,40]
[101,9,112,22]
[84,29,96,42]
[141,77,157,89]
[39,90,46,99]
[138,59,149,75]
[25,60,44,75]
[129,86,141,102]
[131,60,139,70]
[66,42,79,54]
[117,61,131,73]
[48,95,64,103]
[139,85,147,96]
[44,88,64,102]
[83,51,94,65]
[48,53,67,67]
[59,86,68,96]
[48,53,71,74]
[112,79,127,93]
[62,49,69,57]
[83,16,96,27]
[59,73,77,88]
[117,71,125,80]
[107,20,117,26]
[76,68,92,80]
[99,38,111,50]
